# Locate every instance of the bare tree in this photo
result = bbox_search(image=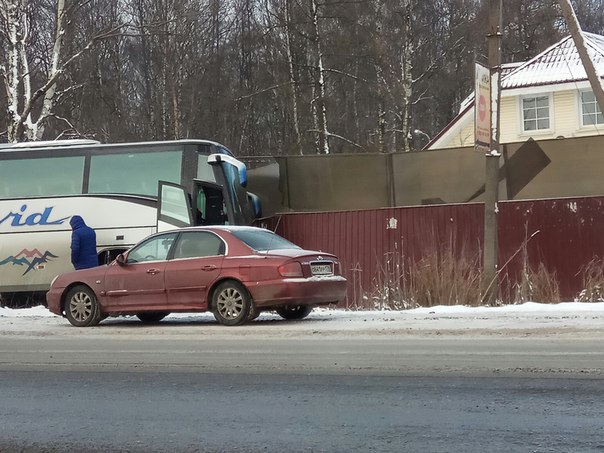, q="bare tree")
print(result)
[369,0,415,152]
[0,0,124,142]
[283,0,303,155]
[2,0,584,153]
